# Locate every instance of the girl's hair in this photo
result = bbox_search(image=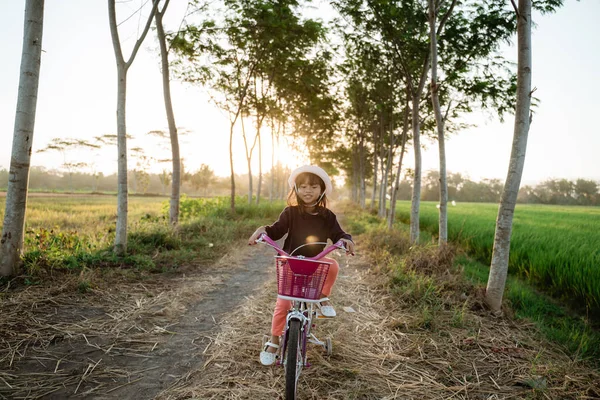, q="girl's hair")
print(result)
[287,172,328,215]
